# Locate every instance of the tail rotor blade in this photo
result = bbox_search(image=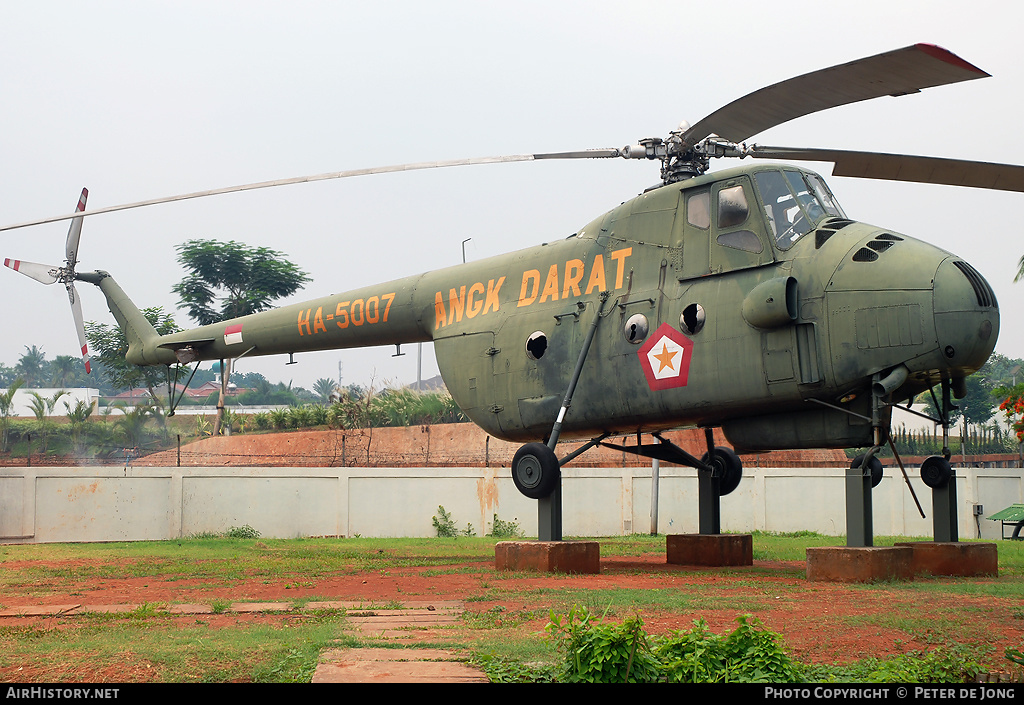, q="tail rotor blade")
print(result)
[65,188,88,269]
[67,283,92,374]
[3,258,61,285]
